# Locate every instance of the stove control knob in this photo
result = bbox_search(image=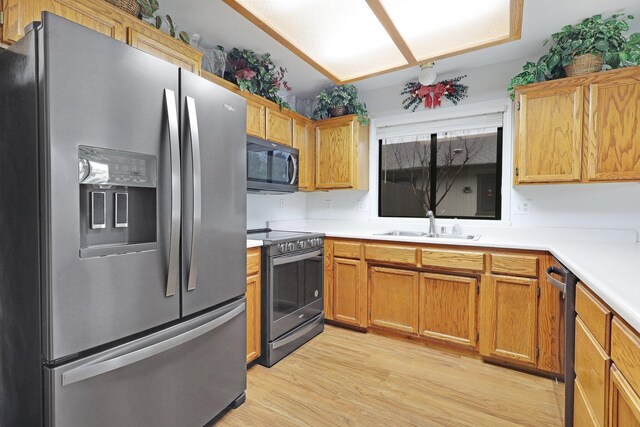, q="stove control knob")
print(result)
[278,243,286,252]
[308,239,314,247]
[287,242,295,251]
